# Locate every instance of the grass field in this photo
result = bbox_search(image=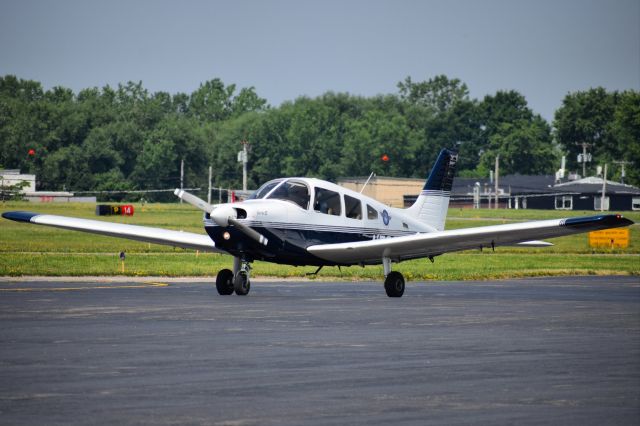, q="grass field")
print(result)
[1,201,638,280]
